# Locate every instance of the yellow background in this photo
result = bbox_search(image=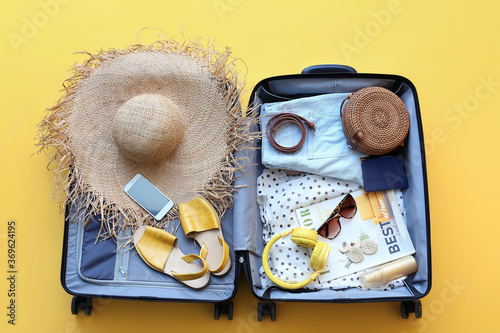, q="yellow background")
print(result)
[1,0,499,332]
